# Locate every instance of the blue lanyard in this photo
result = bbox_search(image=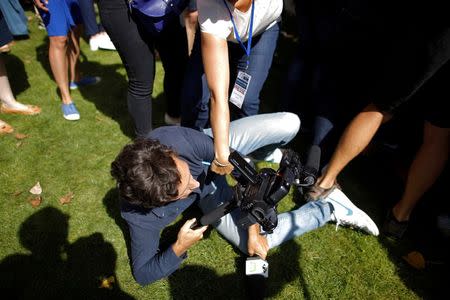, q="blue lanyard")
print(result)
[222,0,255,67]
